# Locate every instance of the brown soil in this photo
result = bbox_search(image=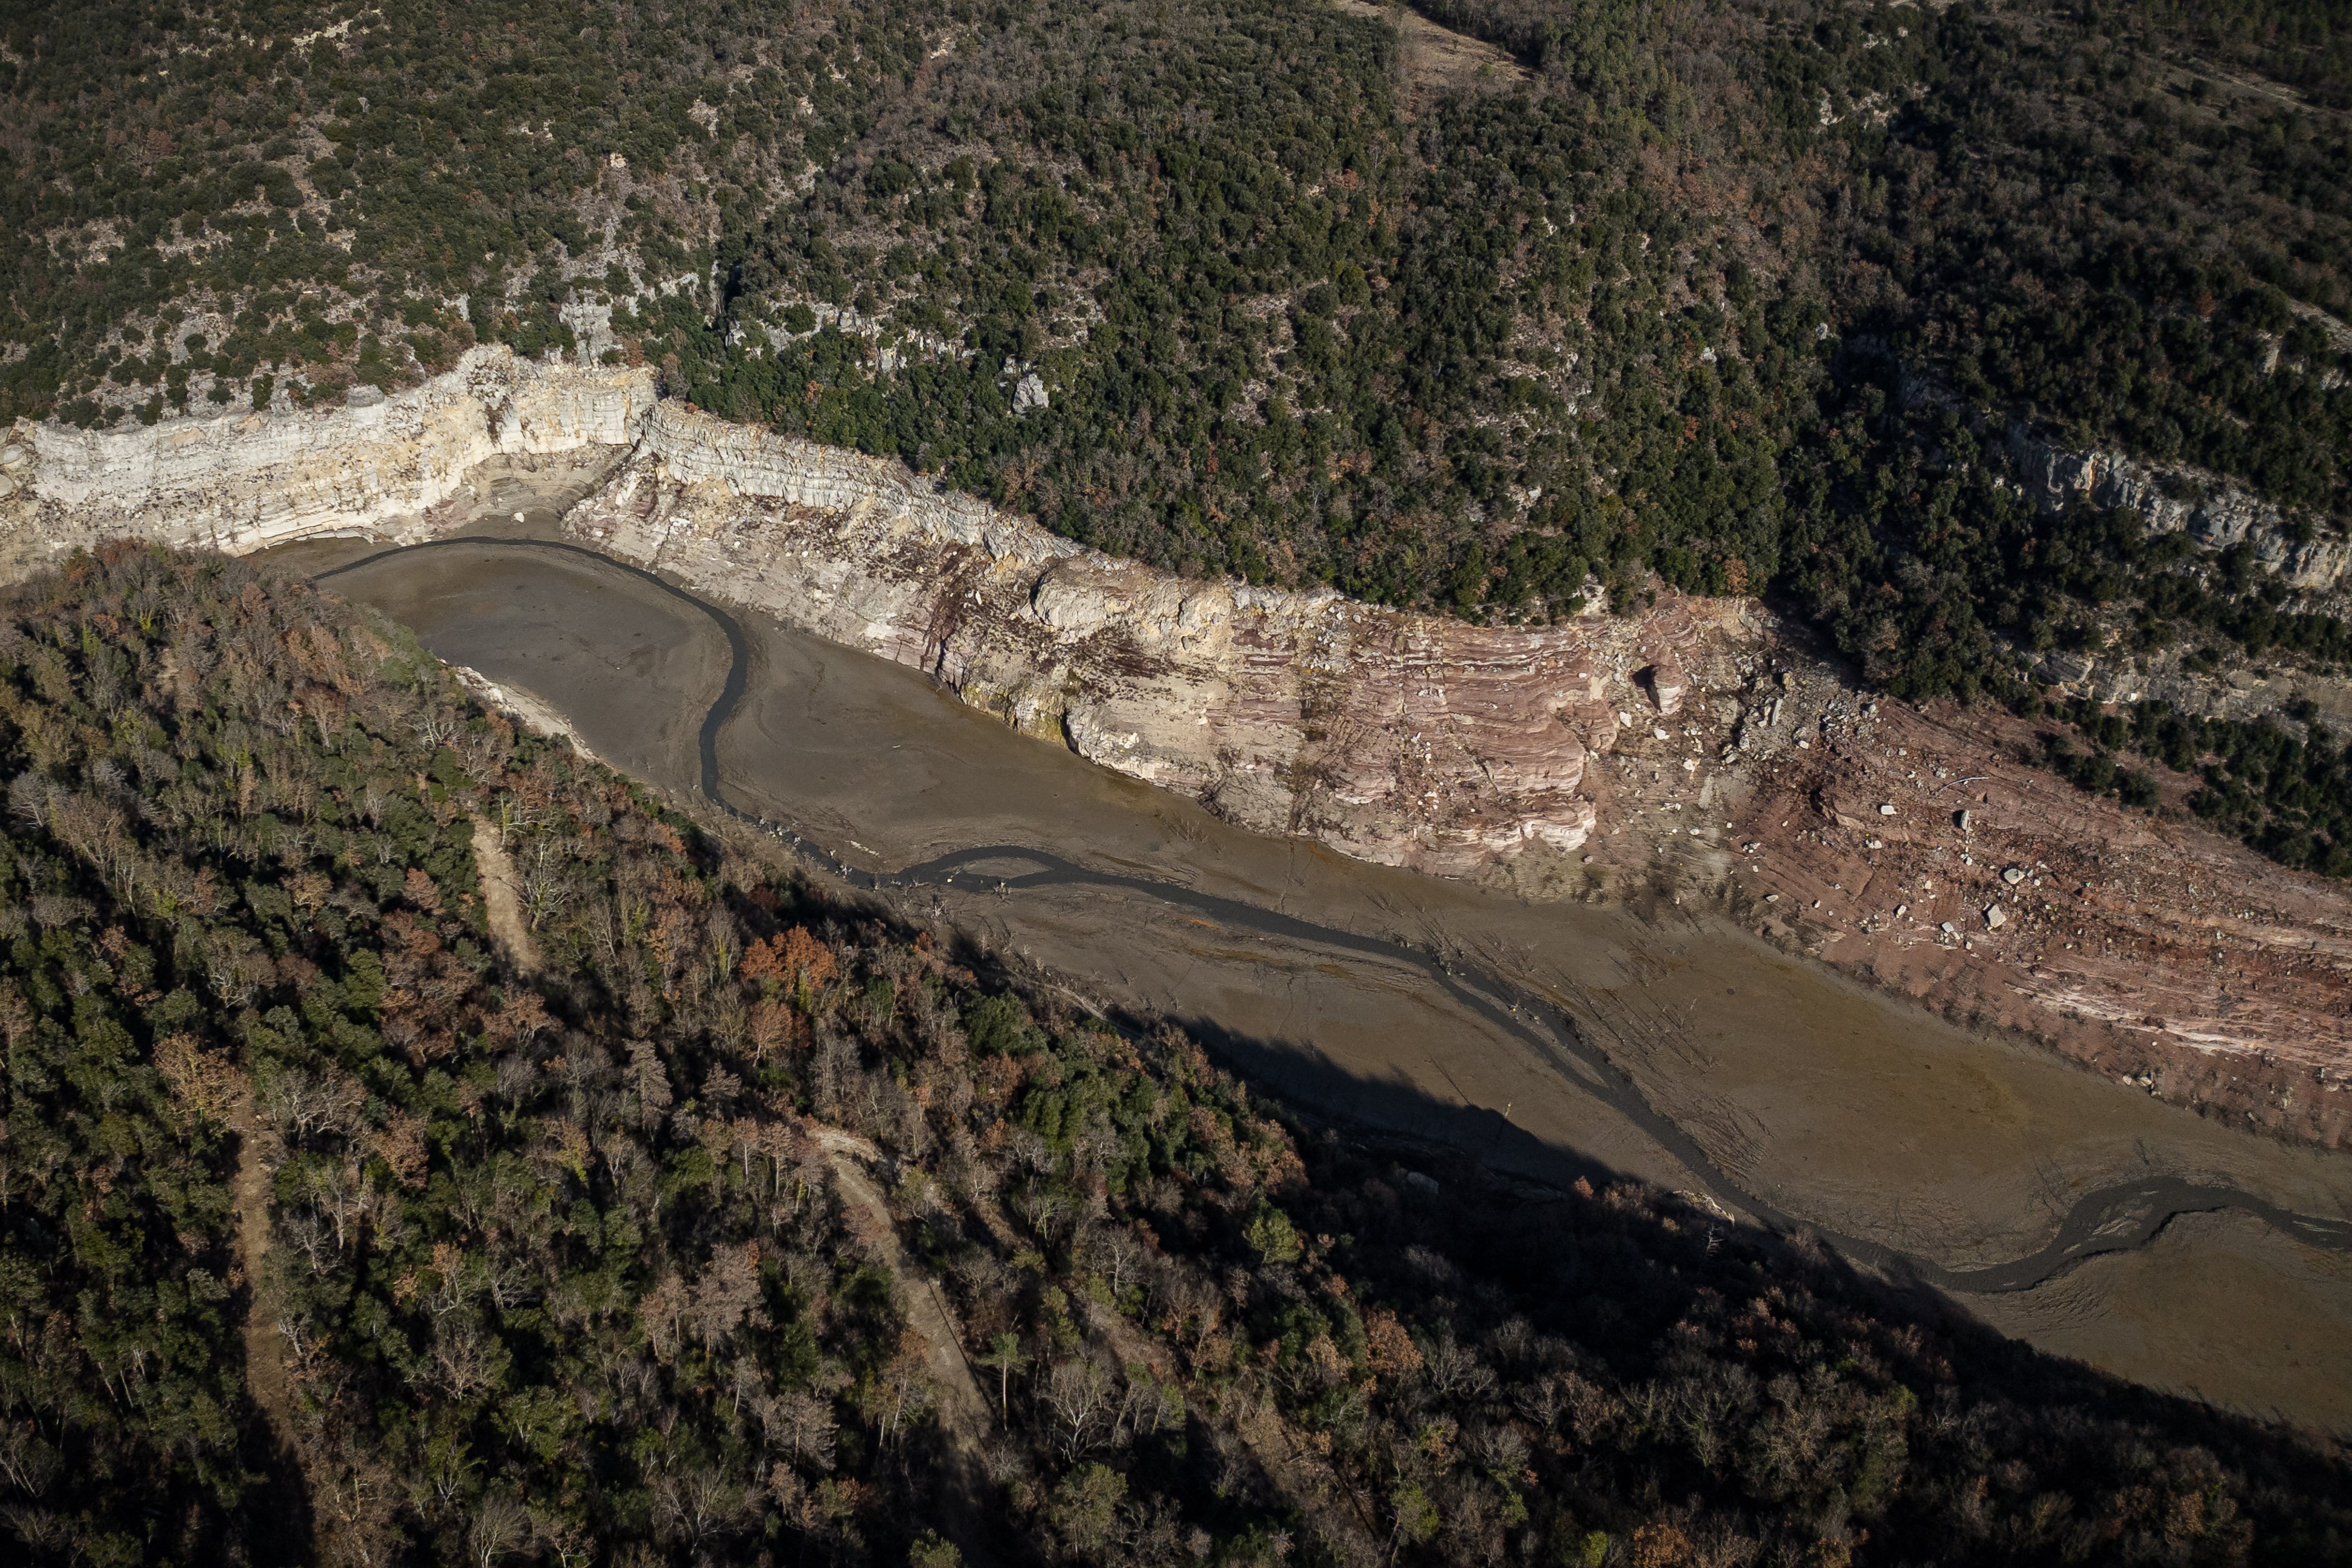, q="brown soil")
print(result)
[468,813,544,975]
[313,532,727,791]
[1331,0,1533,102]
[274,457,2352,1158]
